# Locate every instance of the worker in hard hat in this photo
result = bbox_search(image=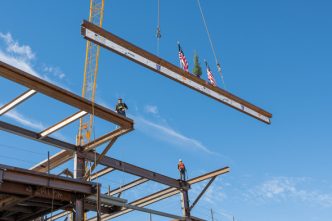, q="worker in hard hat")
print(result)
[178,159,186,181]
[115,98,128,117]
